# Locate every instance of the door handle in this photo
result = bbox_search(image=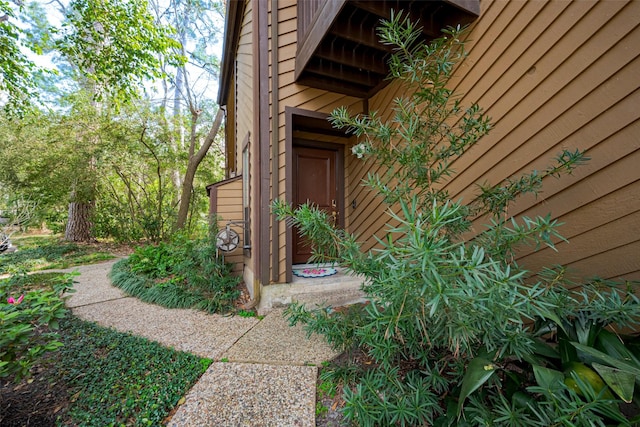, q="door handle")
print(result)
[330,200,338,224]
